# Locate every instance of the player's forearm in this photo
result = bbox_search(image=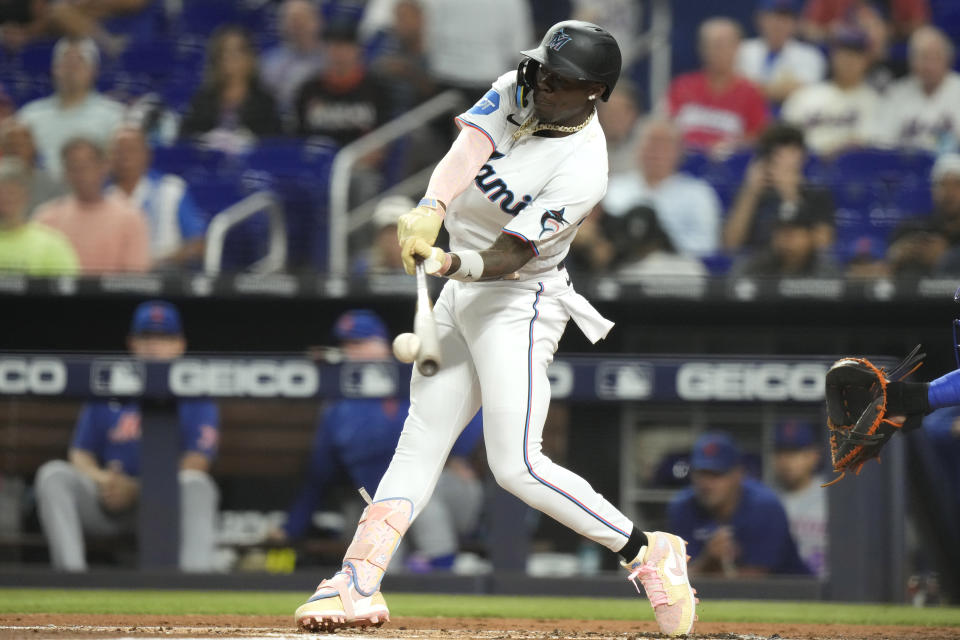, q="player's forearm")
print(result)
[423,127,492,208]
[446,233,530,280]
[67,448,108,483]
